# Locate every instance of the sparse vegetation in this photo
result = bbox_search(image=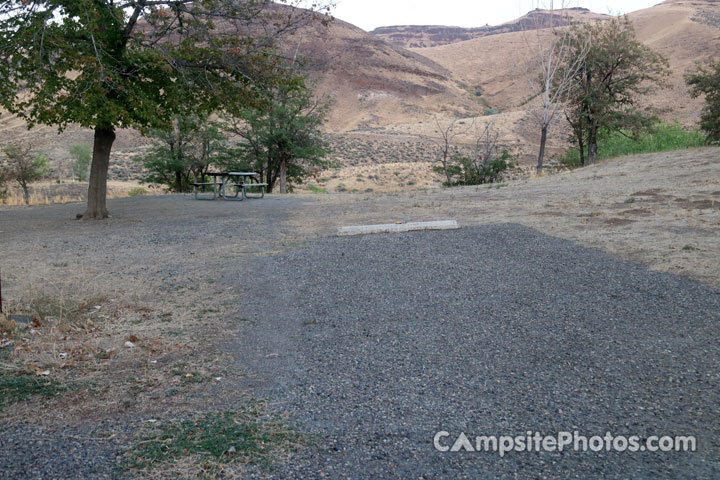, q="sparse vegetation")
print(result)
[0,373,65,411]
[121,408,304,476]
[127,187,148,197]
[434,150,514,186]
[560,121,706,167]
[308,185,329,194]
